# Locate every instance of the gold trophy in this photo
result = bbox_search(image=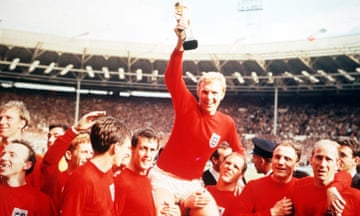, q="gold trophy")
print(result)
[174,1,198,50]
